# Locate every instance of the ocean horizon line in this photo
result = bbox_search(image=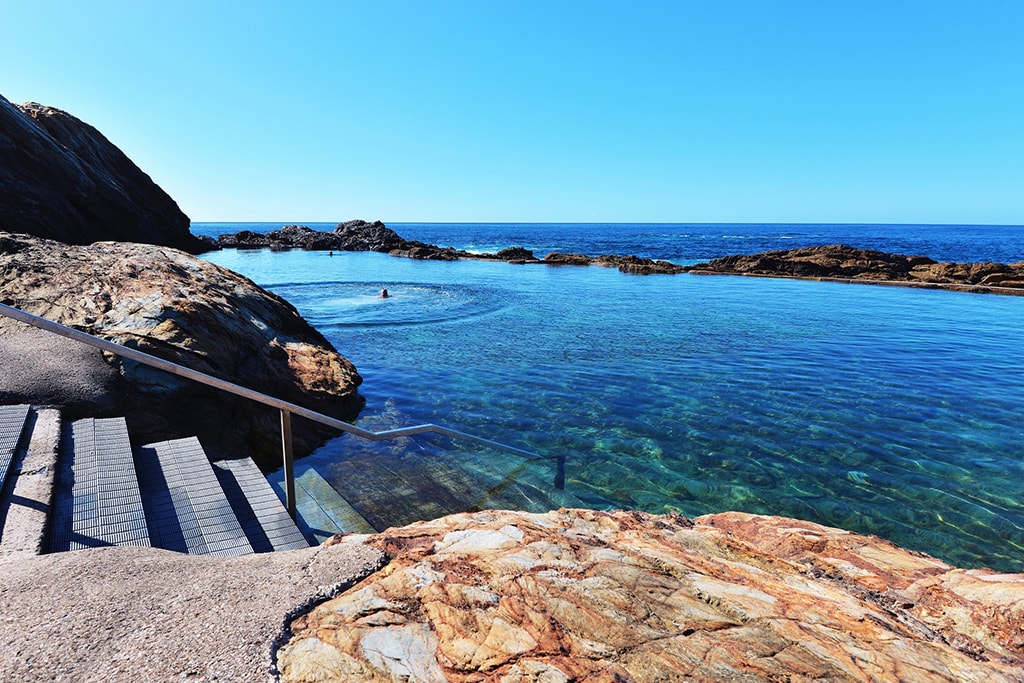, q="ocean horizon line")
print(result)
[192,220,1024,228]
